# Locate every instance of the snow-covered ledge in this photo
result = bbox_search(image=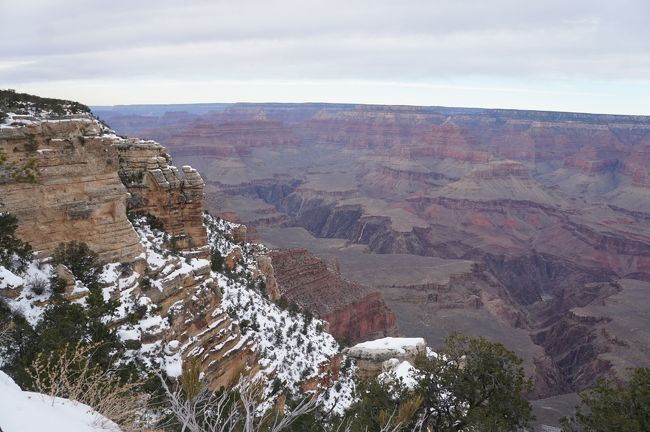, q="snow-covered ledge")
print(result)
[344,337,427,376]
